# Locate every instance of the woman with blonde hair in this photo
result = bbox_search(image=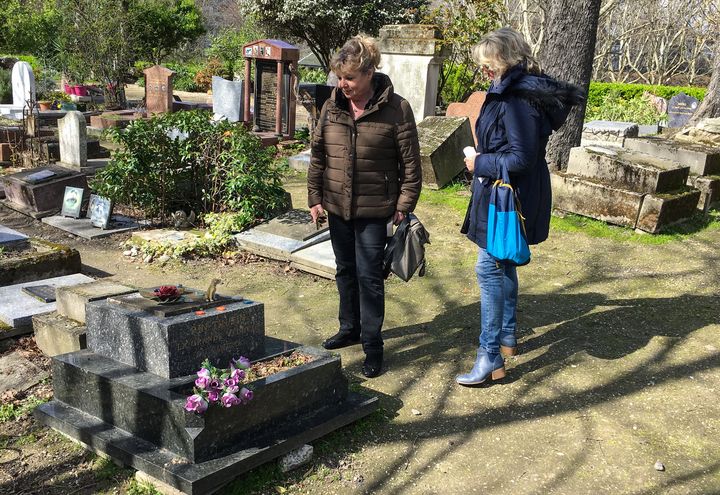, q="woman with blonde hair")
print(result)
[308,35,422,378]
[457,27,583,386]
